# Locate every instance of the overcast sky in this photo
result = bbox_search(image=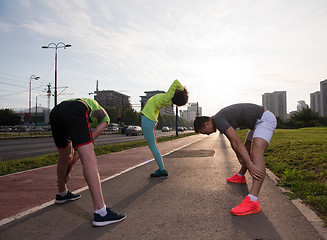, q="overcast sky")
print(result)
[0,0,327,116]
